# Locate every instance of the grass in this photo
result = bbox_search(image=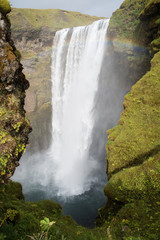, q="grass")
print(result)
[9,8,103,31]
